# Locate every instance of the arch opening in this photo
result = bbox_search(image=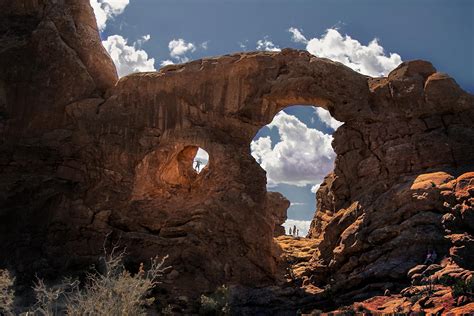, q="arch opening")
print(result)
[132,145,211,200]
[250,105,342,237]
[160,145,210,185]
[193,147,209,174]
